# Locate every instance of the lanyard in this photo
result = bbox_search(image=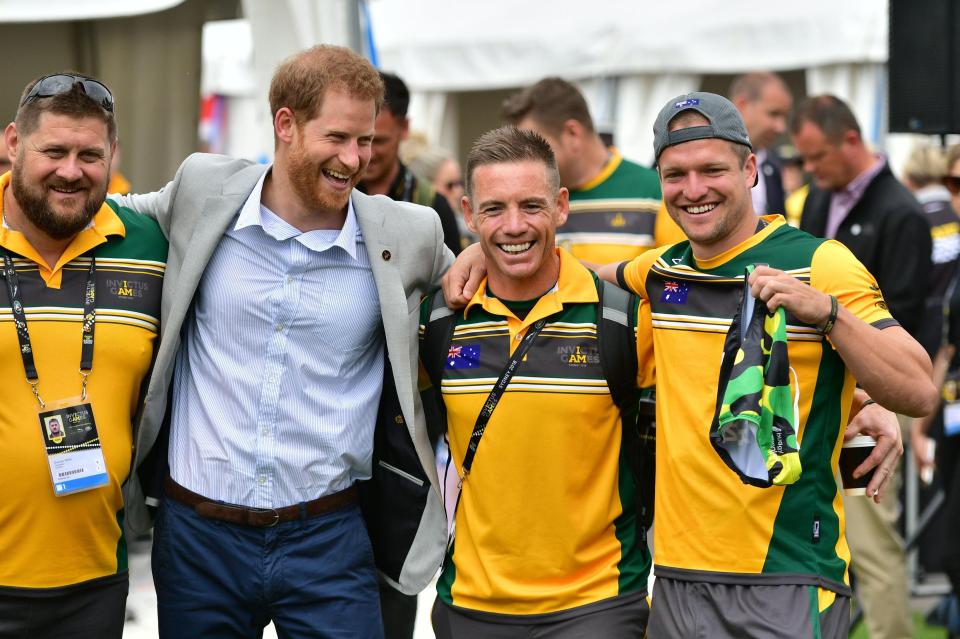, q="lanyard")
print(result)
[459,317,546,483]
[2,250,97,407]
[443,316,546,557]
